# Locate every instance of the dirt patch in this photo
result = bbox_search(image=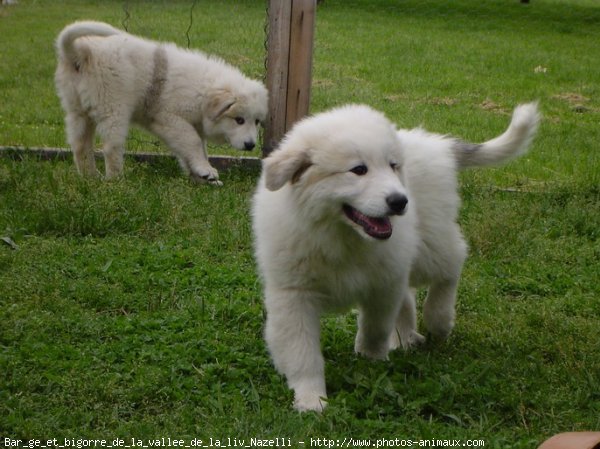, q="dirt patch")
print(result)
[552,92,598,113]
[479,99,510,115]
[552,92,590,105]
[429,97,458,106]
